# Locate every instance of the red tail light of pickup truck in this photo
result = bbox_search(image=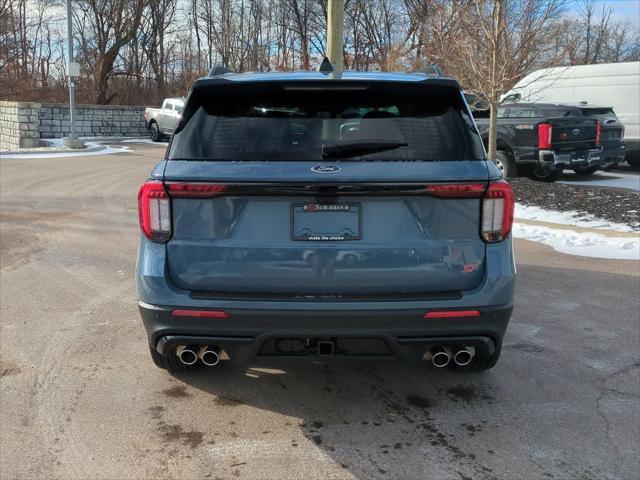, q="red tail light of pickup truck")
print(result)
[538,123,553,149]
